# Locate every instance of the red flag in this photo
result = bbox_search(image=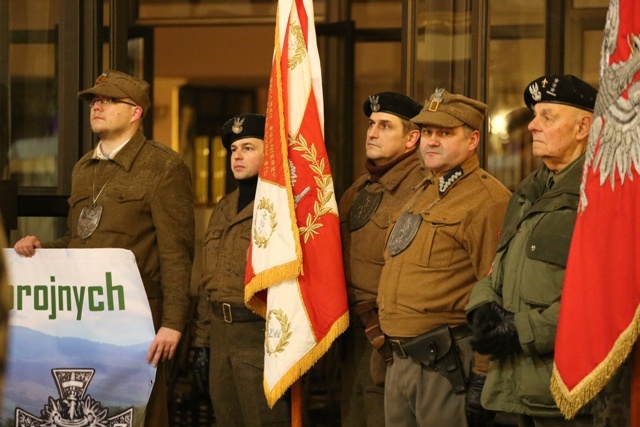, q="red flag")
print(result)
[551,0,640,418]
[244,0,349,408]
